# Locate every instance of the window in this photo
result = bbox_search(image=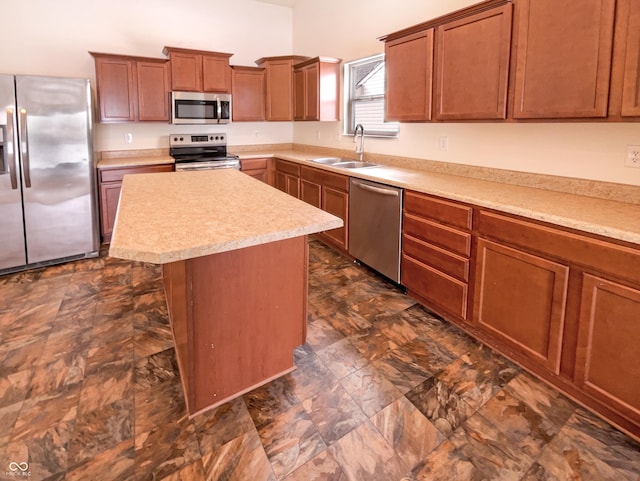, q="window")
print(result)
[344,54,399,137]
